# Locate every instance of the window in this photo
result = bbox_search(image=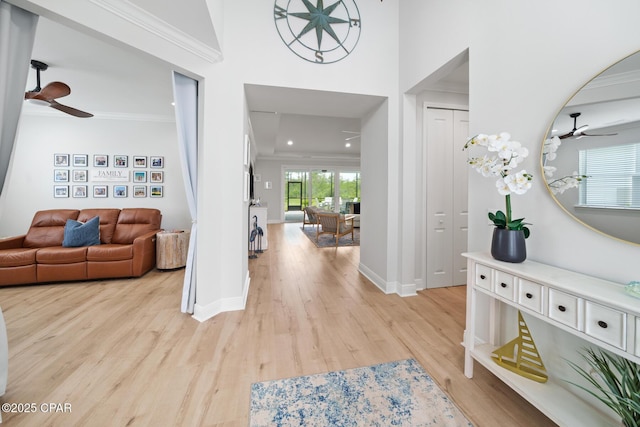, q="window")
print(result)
[579,142,640,208]
[339,172,360,213]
